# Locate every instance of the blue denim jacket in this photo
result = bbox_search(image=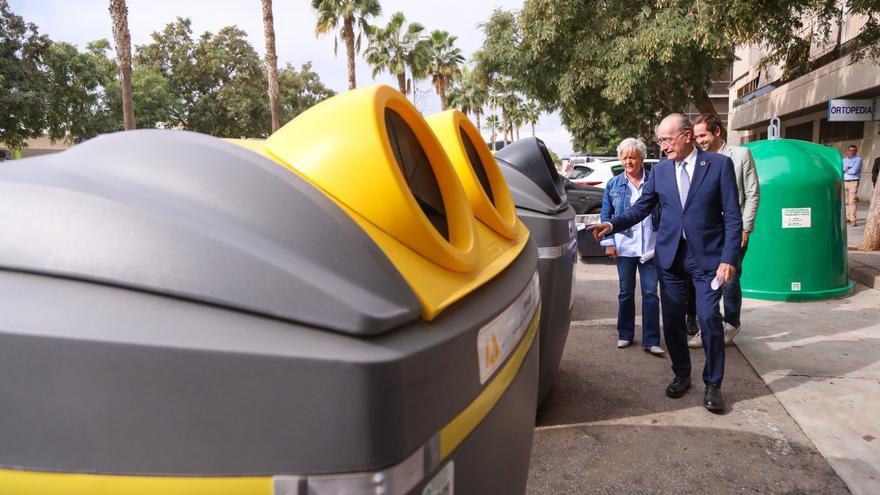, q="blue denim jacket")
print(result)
[600,170,661,238]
